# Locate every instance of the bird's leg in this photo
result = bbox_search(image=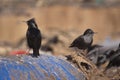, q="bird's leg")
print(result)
[73,48,85,56]
[77,49,83,56]
[73,48,77,54]
[26,49,31,54]
[74,48,81,56]
[78,50,87,56]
